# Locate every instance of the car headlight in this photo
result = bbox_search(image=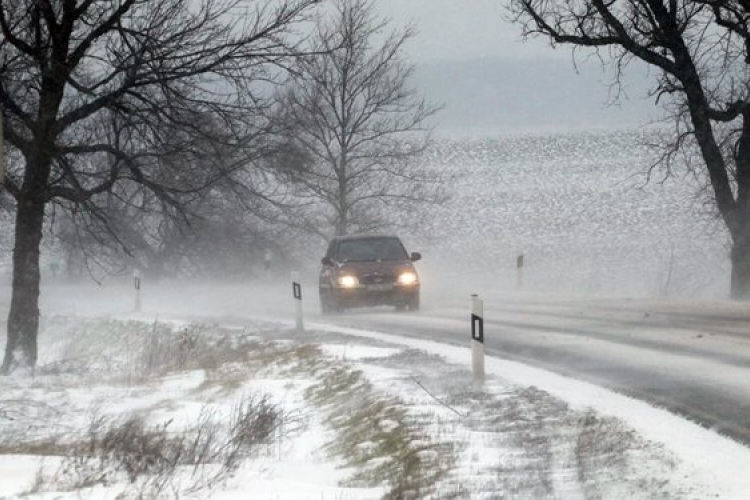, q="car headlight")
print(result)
[337,275,359,287]
[397,272,418,285]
